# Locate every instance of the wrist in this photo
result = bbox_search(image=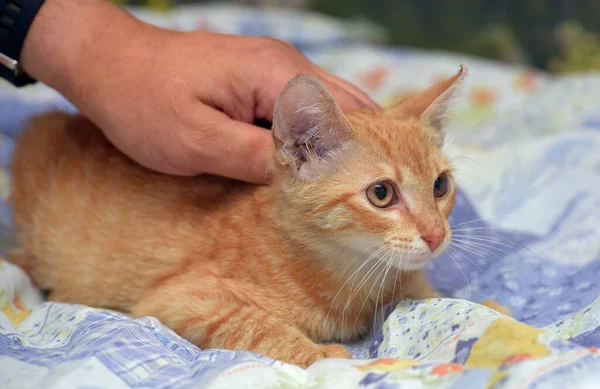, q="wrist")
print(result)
[0,0,45,86]
[20,0,140,98]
